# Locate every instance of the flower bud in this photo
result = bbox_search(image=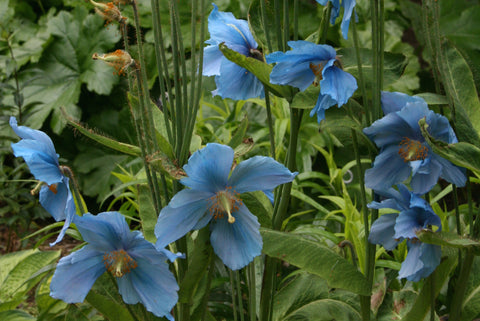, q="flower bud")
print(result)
[90,0,126,25]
